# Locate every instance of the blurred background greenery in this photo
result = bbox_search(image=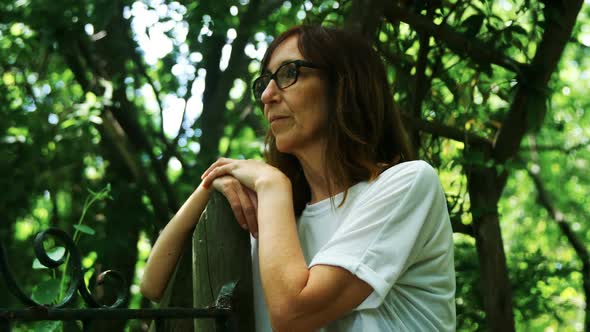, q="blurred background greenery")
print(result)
[1,0,589,331]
